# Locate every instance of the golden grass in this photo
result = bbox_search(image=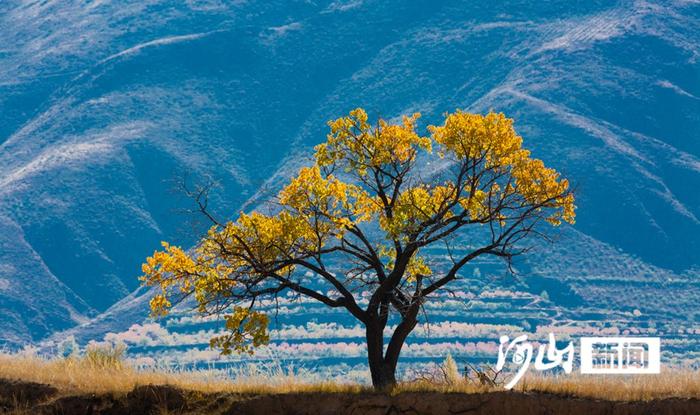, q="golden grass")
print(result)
[0,352,364,396]
[393,380,494,395]
[393,371,700,401]
[518,371,700,401]
[0,351,697,401]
